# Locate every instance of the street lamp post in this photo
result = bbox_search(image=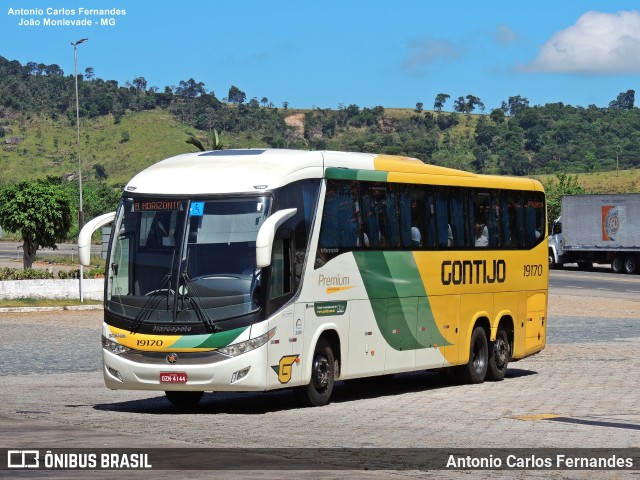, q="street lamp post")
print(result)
[72,37,88,302]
